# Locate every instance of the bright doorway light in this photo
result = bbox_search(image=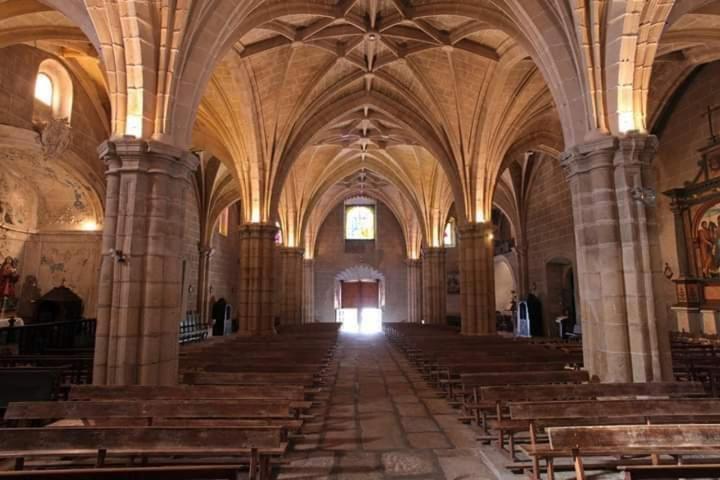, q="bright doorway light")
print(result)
[35,73,53,106]
[337,308,382,334]
[360,308,382,334]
